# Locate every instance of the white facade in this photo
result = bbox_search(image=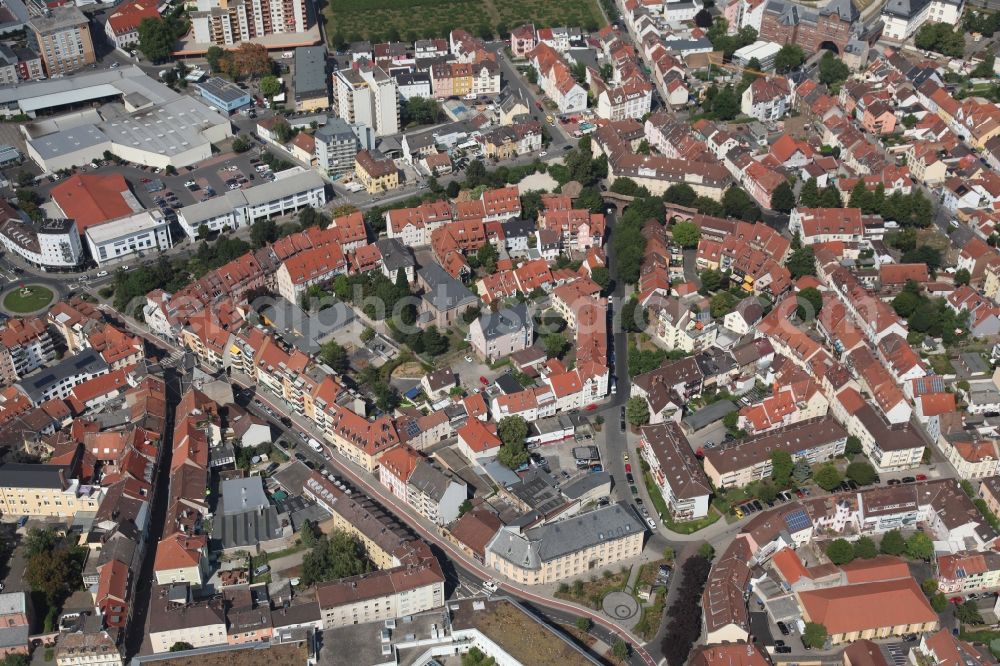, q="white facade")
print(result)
[177,167,326,240]
[333,66,400,137]
[0,218,82,268]
[190,0,308,46]
[596,84,653,121]
[881,0,964,41]
[85,211,172,267]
